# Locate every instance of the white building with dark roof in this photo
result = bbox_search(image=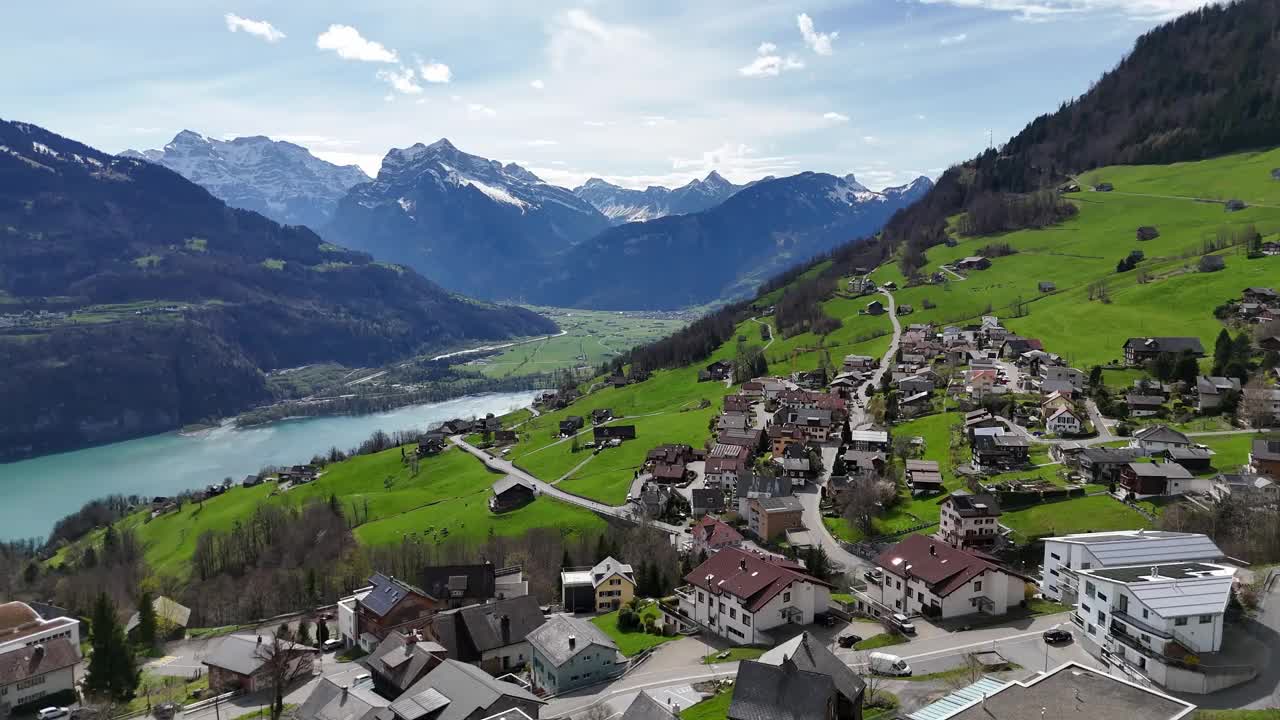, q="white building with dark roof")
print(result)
[1074,562,1238,692]
[1040,530,1223,602]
